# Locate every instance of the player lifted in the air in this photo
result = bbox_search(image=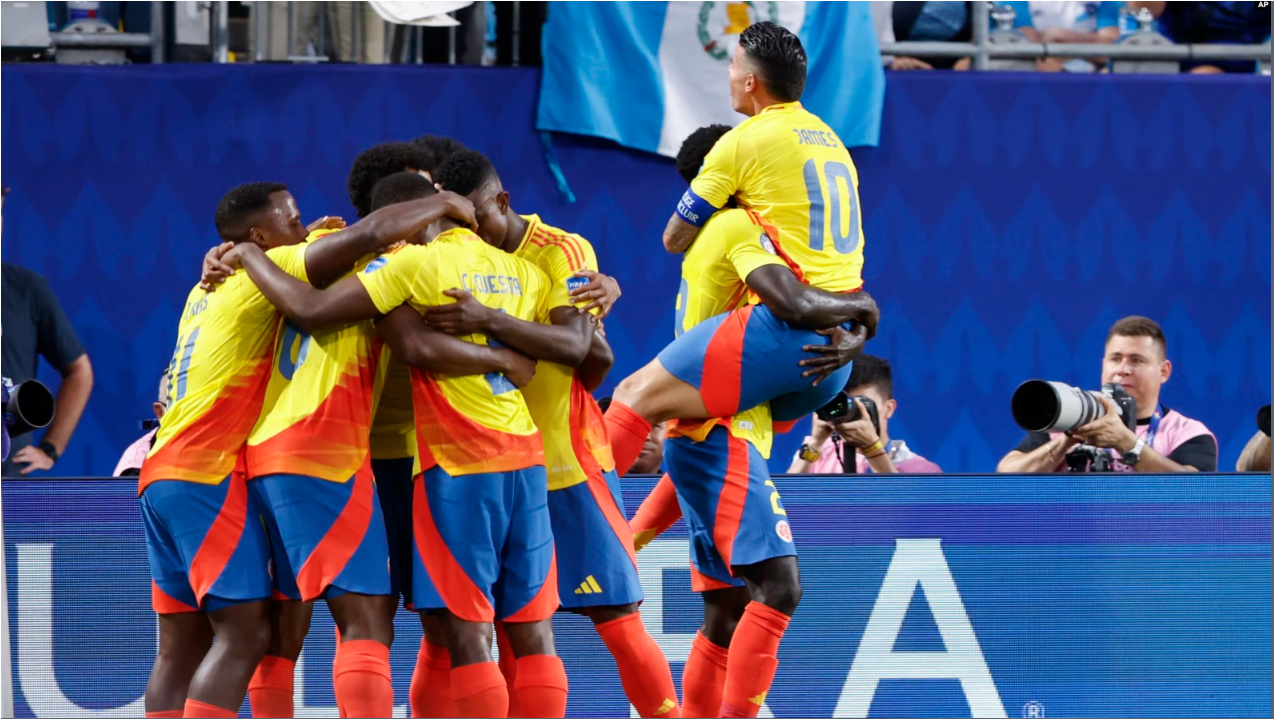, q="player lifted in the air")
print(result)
[428,149,681,718]
[605,21,873,481]
[214,174,569,719]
